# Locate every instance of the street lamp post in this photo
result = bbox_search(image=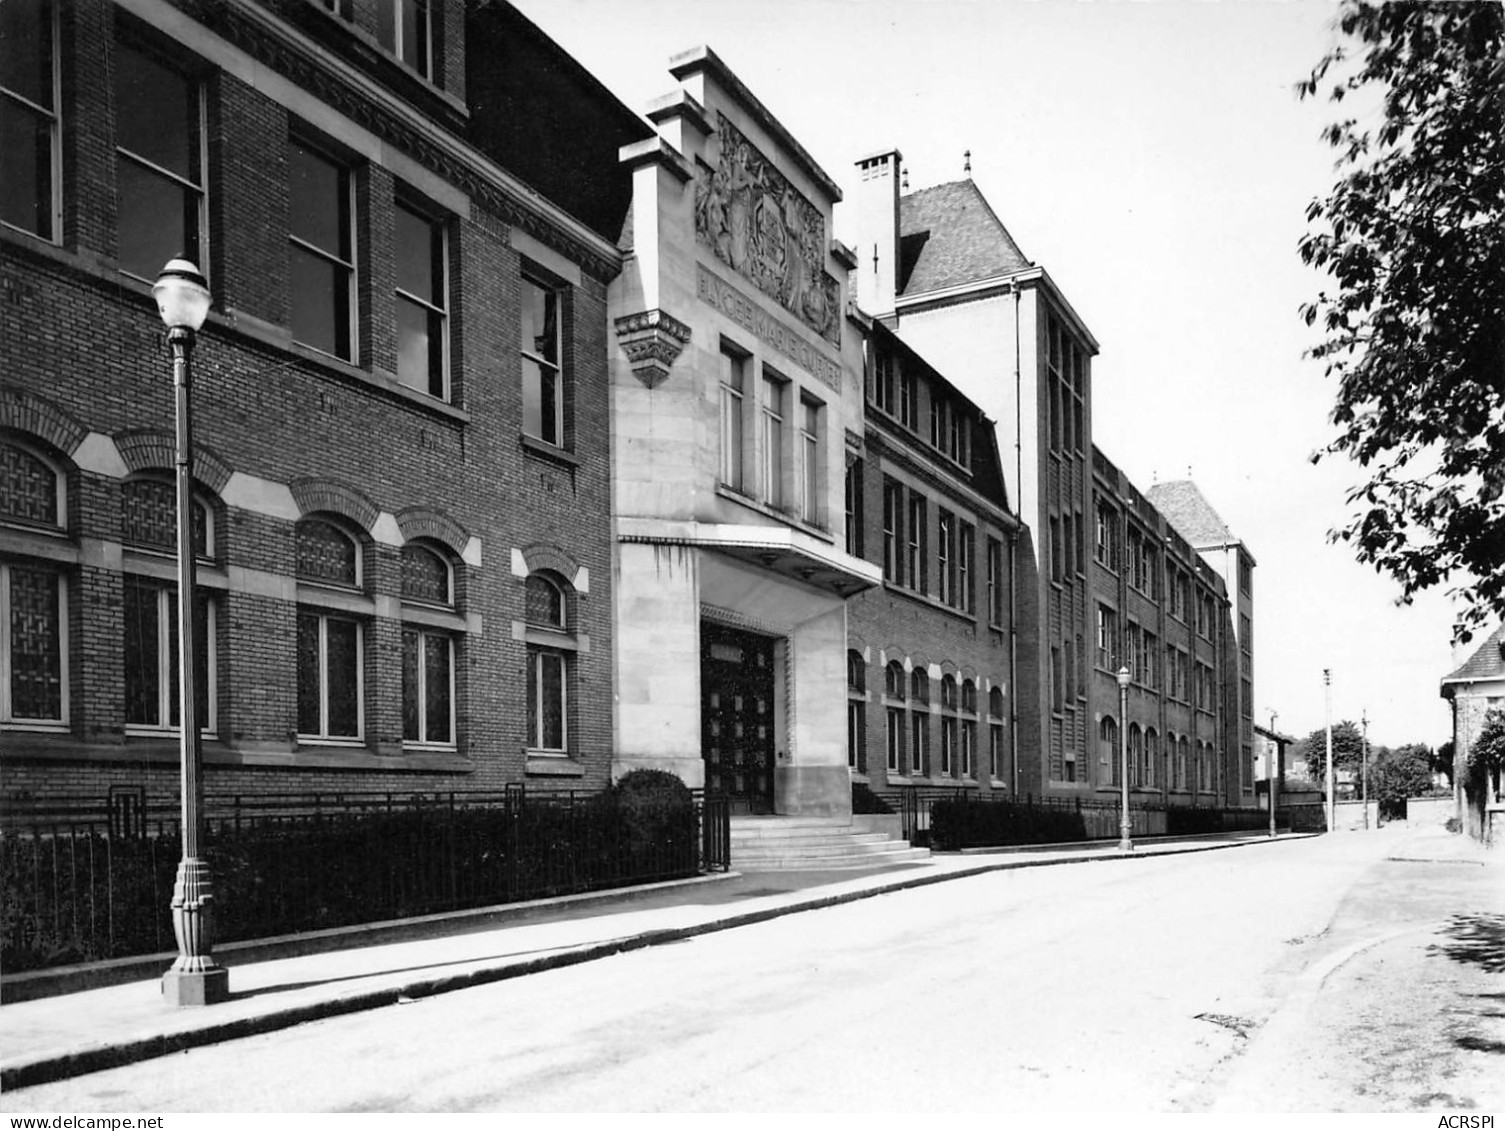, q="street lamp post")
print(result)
[153,258,228,1007]
[1268,710,1279,840]
[1361,710,1370,831]
[1324,668,1334,834]
[1117,666,1133,851]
